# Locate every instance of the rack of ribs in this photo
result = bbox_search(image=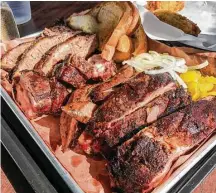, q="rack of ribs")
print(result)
[107,97,216,193]
[61,72,191,154]
[84,72,191,154]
